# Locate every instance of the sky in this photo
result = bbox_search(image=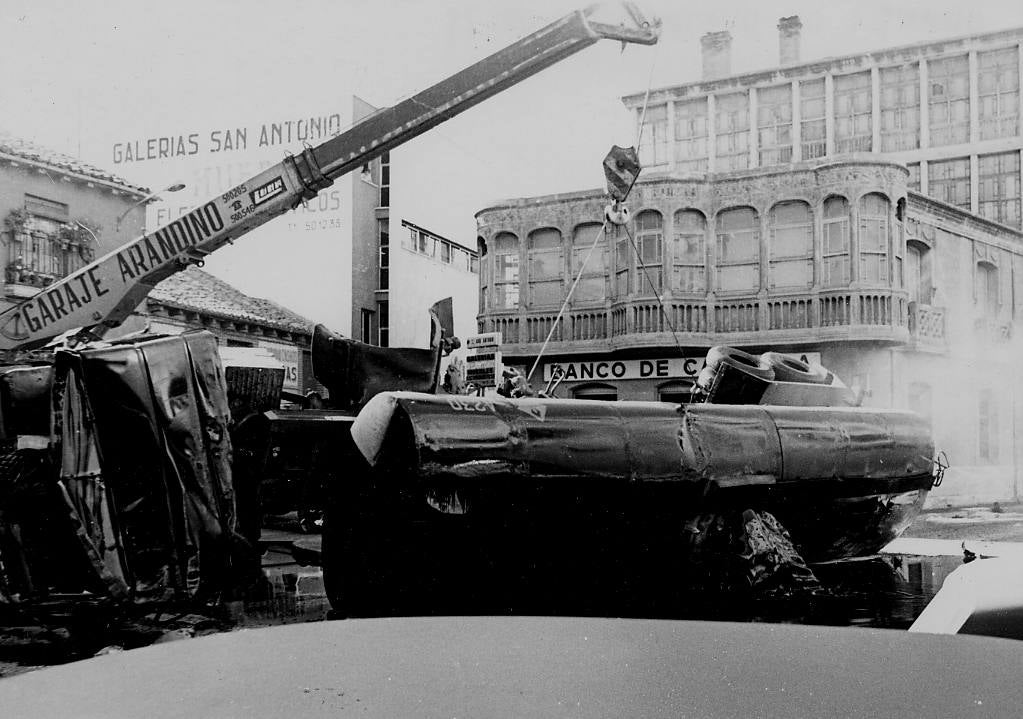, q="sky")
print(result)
[3,0,1023,329]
